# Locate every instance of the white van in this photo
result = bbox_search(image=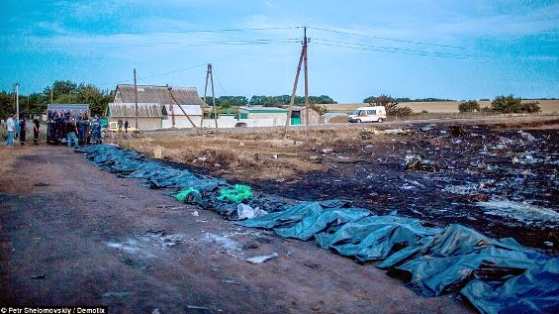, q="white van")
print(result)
[348,106,387,123]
